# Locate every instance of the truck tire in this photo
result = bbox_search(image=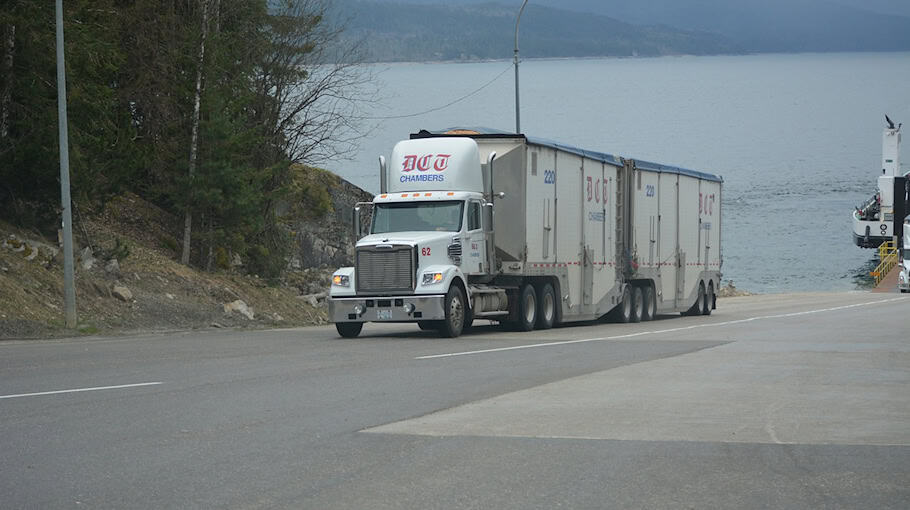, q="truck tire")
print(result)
[641,285,656,321]
[335,322,363,338]
[516,283,538,332]
[438,285,467,338]
[685,283,705,316]
[630,286,643,323]
[536,282,556,330]
[613,285,632,323]
[701,282,714,316]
